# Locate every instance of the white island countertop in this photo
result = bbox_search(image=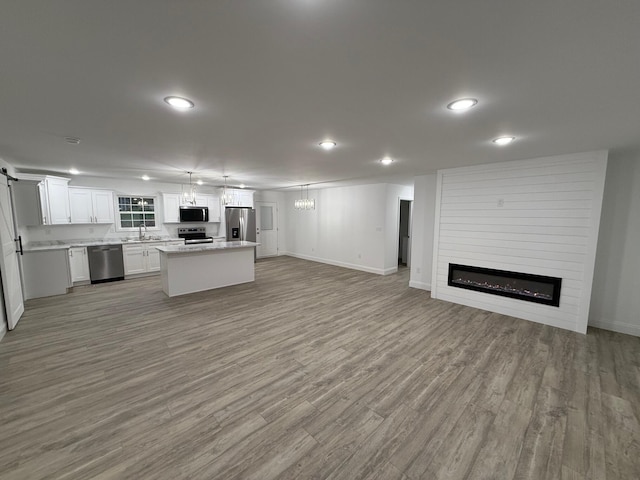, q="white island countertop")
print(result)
[156,241,259,254]
[157,241,259,297]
